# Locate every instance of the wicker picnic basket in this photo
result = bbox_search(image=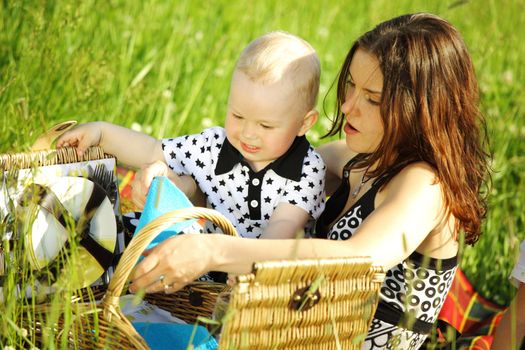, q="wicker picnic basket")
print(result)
[16,207,236,349]
[0,143,234,316]
[143,281,229,324]
[218,257,385,349]
[0,145,230,346]
[17,206,384,349]
[0,145,111,170]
